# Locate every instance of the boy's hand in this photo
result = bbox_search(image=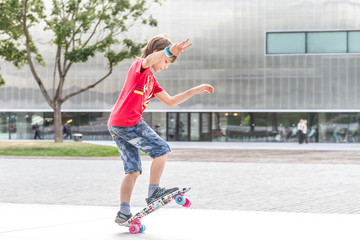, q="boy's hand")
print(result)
[193,84,214,94]
[169,38,192,56]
